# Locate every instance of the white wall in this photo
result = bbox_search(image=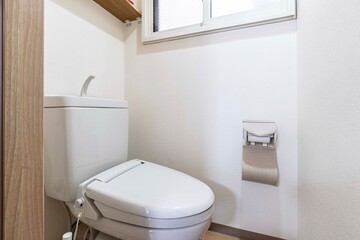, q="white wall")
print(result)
[297,0,360,239]
[45,0,125,99]
[125,22,297,239]
[44,0,126,239]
